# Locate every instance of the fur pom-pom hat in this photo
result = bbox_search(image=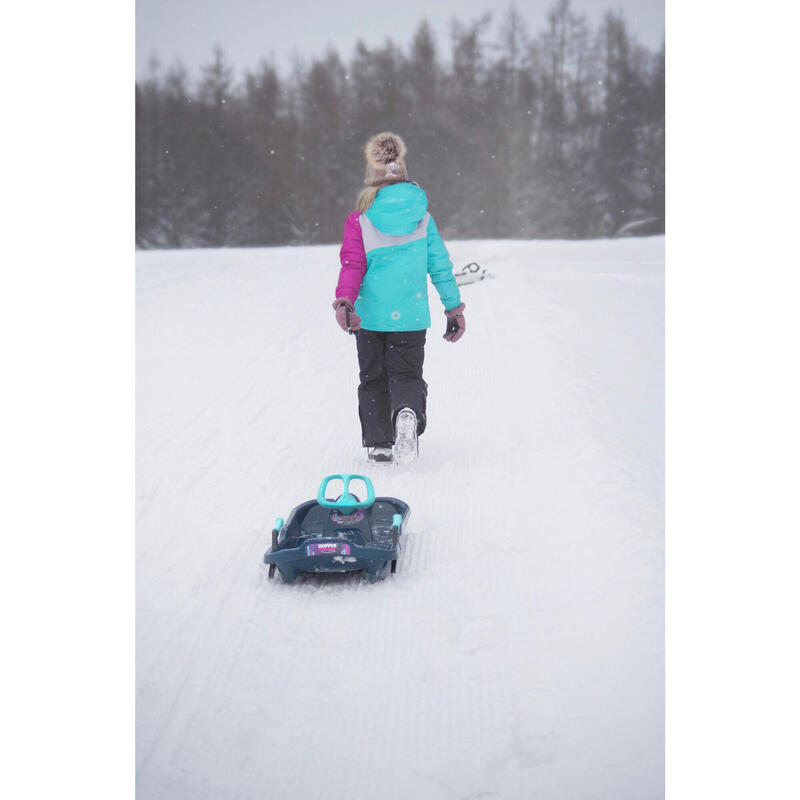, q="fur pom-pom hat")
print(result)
[364,132,409,186]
